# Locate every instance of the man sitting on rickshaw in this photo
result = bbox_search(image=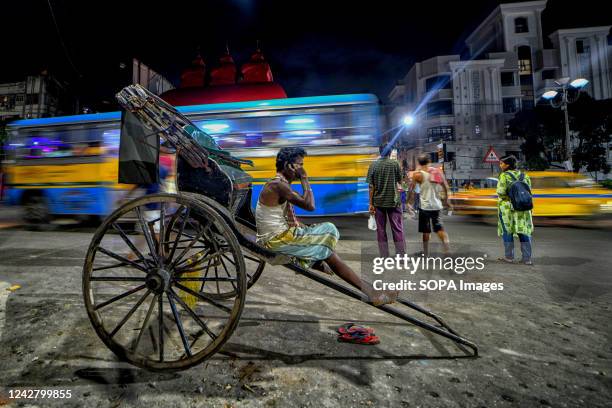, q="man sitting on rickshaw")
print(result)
[255,147,397,306]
